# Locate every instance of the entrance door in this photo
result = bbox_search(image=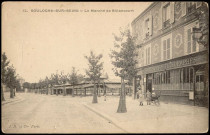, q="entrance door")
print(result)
[195,71,206,106]
[146,74,153,93]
